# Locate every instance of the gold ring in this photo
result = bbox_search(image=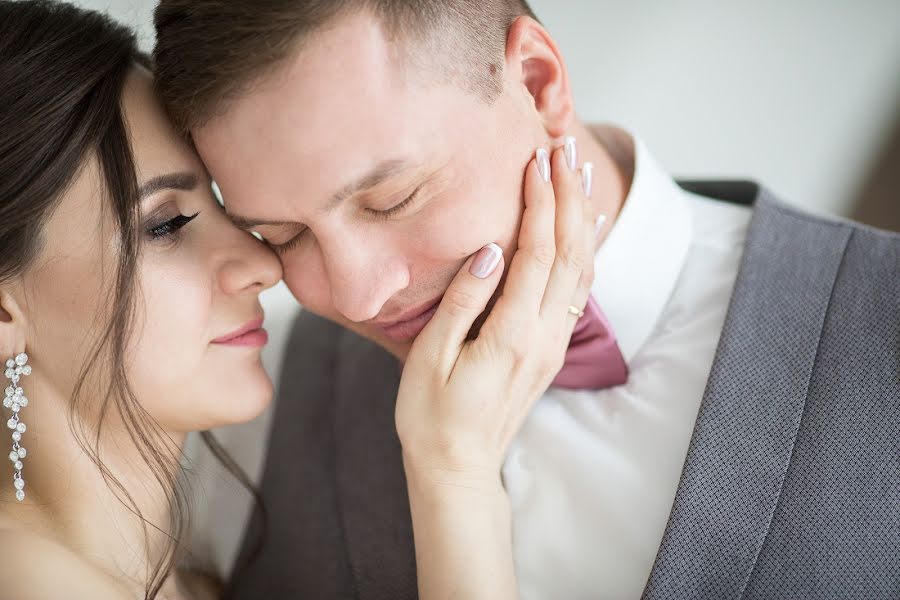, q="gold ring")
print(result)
[568,305,585,318]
